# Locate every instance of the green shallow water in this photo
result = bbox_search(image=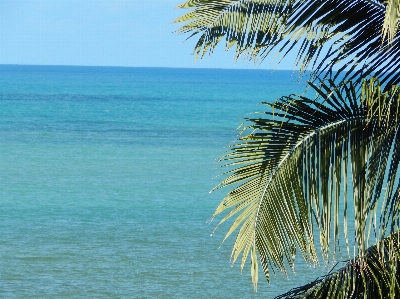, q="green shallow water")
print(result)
[0,65,327,298]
